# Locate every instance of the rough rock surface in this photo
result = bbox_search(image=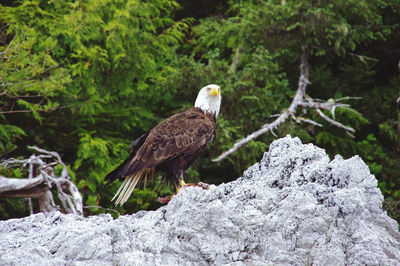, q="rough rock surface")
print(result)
[1,136,400,265]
